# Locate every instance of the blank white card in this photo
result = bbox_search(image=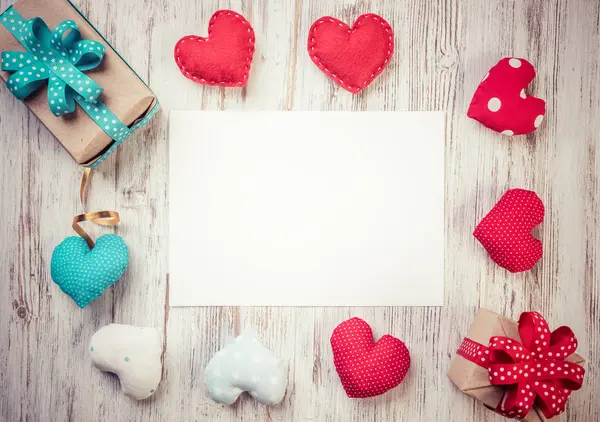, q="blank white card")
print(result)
[169,111,444,306]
